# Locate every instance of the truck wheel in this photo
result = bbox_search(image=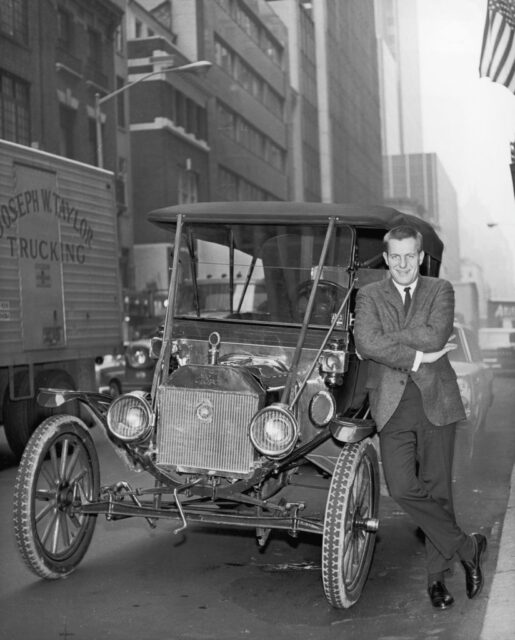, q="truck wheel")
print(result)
[322,439,379,608]
[13,415,99,579]
[3,369,77,460]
